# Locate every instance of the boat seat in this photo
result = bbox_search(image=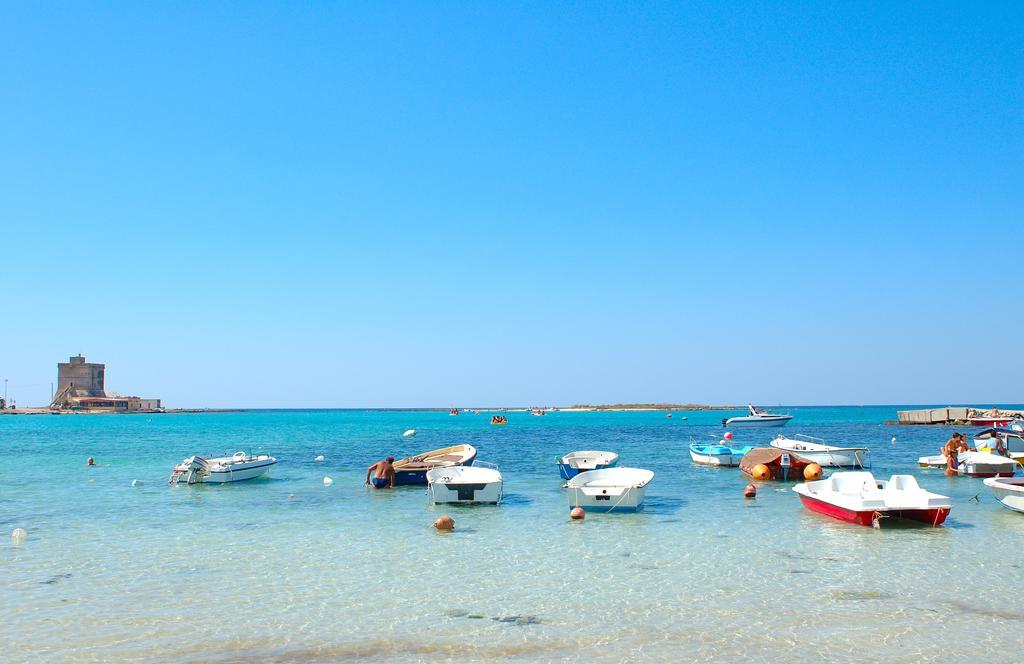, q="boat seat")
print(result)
[828,472,876,495]
[887,475,920,492]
